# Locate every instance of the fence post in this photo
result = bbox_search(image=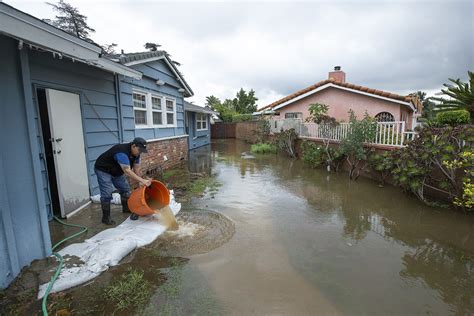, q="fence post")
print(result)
[401,121,406,146]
